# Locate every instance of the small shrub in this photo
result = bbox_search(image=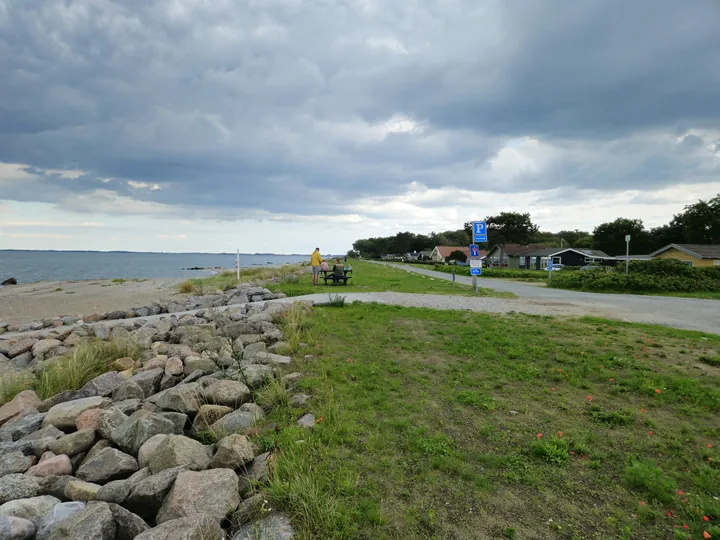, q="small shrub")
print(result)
[327,294,346,308]
[455,390,497,410]
[504,527,517,540]
[112,278,126,283]
[35,340,135,400]
[0,372,36,406]
[623,459,677,504]
[280,274,301,285]
[532,435,570,464]
[256,378,290,410]
[699,354,720,367]
[178,280,195,294]
[586,406,635,426]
